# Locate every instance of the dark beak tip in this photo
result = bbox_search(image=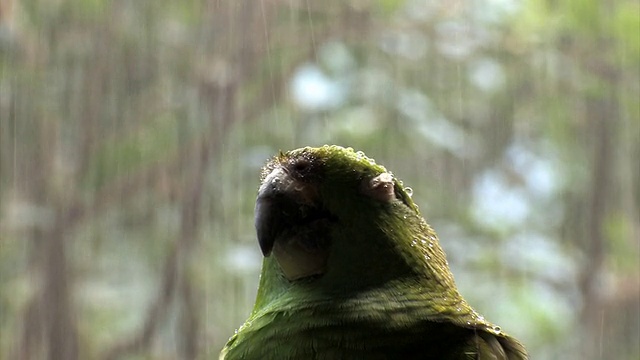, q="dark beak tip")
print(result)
[256,226,275,257]
[259,240,273,257]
